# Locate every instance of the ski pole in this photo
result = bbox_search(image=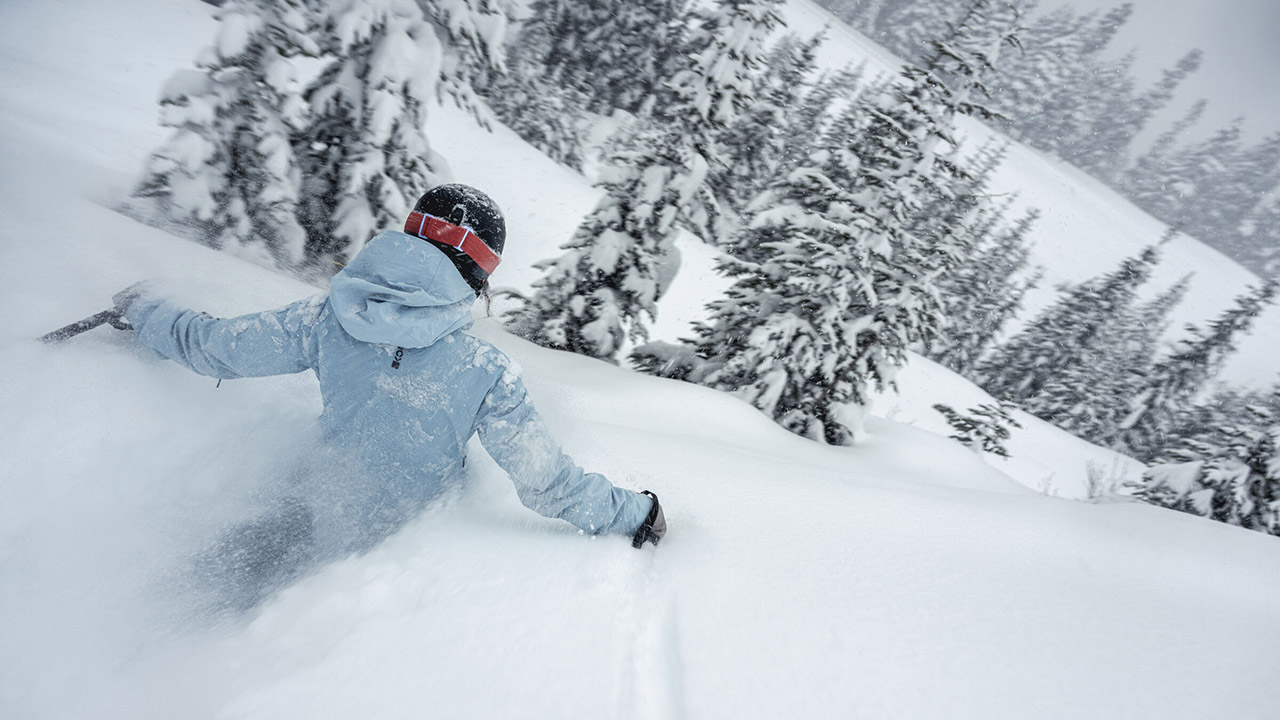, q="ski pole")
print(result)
[39,309,131,344]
